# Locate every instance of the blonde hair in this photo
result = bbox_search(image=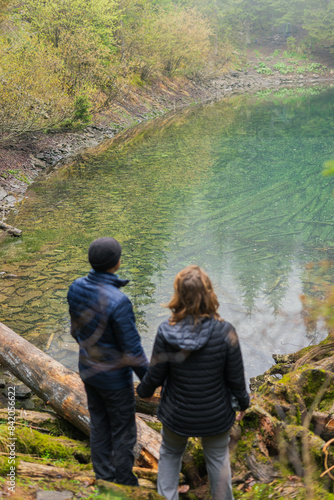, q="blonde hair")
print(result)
[167,265,222,325]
